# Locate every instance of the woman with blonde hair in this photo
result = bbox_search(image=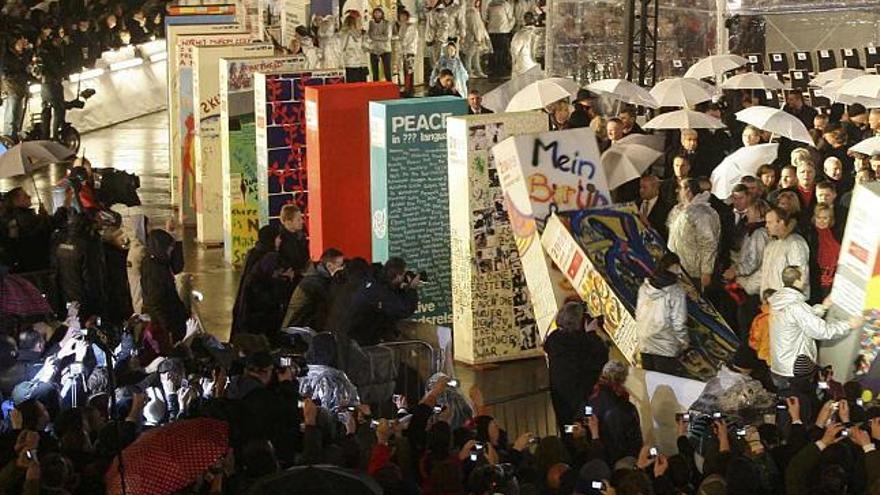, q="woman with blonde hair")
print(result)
[806,202,841,302]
